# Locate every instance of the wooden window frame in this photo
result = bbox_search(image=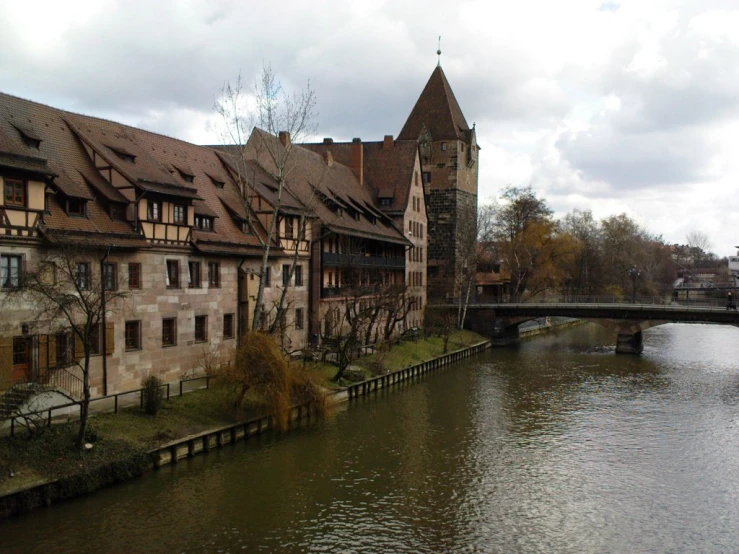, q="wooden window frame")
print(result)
[207,261,220,288]
[1,254,22,289]
[75,262,91,290]
[173,204,186,225]
[3,178,26,207]
[223,313,234,339]
[162,318,177,347]
[194,315,208,343]
[125,320,142,351]
[147,200,161,222]
[166,260,180,288]
[295,308,304,330]
[294,265,303,287]
[188,261,201,288]
[128,263,142,289]
[282,264,291,288]
[103,262,117,291]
